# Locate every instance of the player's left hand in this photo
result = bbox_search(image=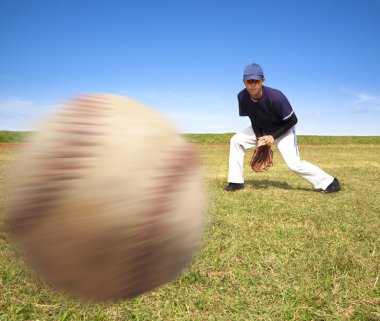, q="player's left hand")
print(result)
[258,135,274,146]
